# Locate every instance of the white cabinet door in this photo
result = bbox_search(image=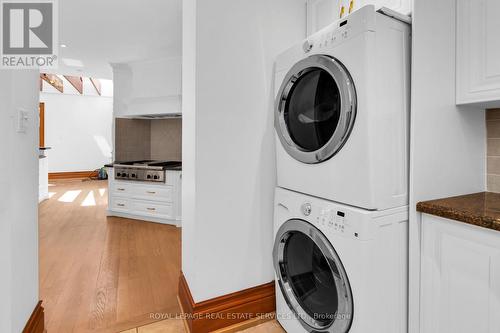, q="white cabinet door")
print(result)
[457,0,500,107]
[306,0,411,35]
[307,0,342,36]
[354,0,411,15]
[420,214,500,333]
